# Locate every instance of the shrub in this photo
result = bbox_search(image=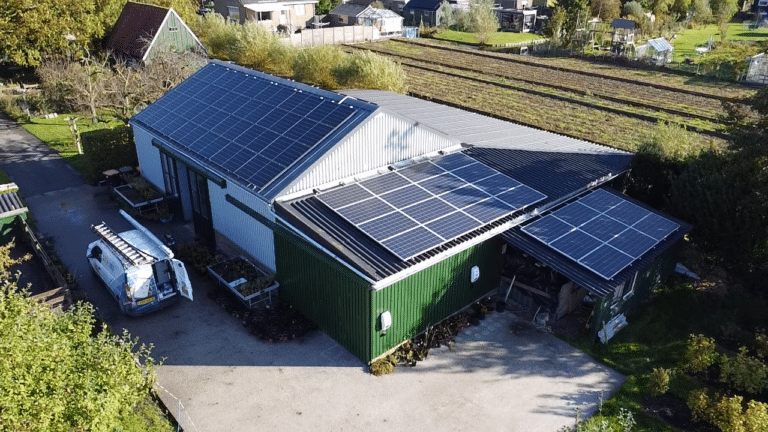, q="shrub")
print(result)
[333,51,407,93]
[720,347,768,394]
[755,333,768,359]
[682,334,718,373]
[745,400,768,432]
[689,391,768,432]
[81,125,137,182]
[648,367,673,396]
[369,356,397,376]
[292,45,346,90]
